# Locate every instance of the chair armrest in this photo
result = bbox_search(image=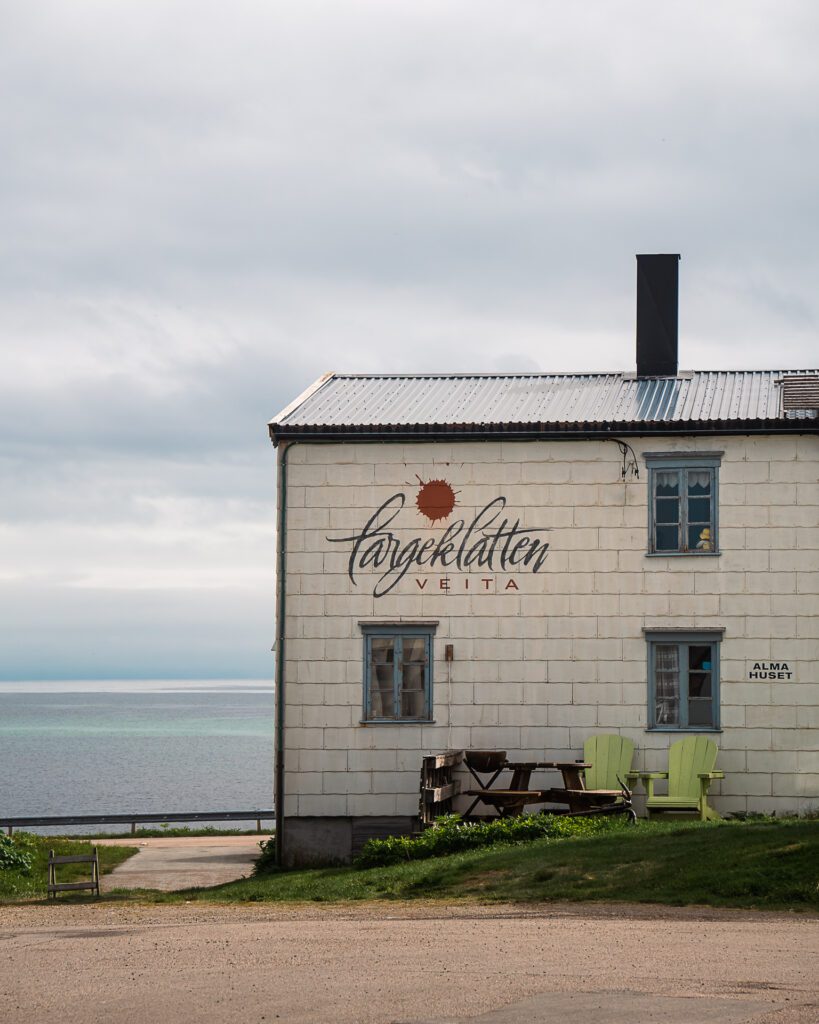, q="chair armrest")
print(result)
[626,770,667,798]
[698,771,724,779]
